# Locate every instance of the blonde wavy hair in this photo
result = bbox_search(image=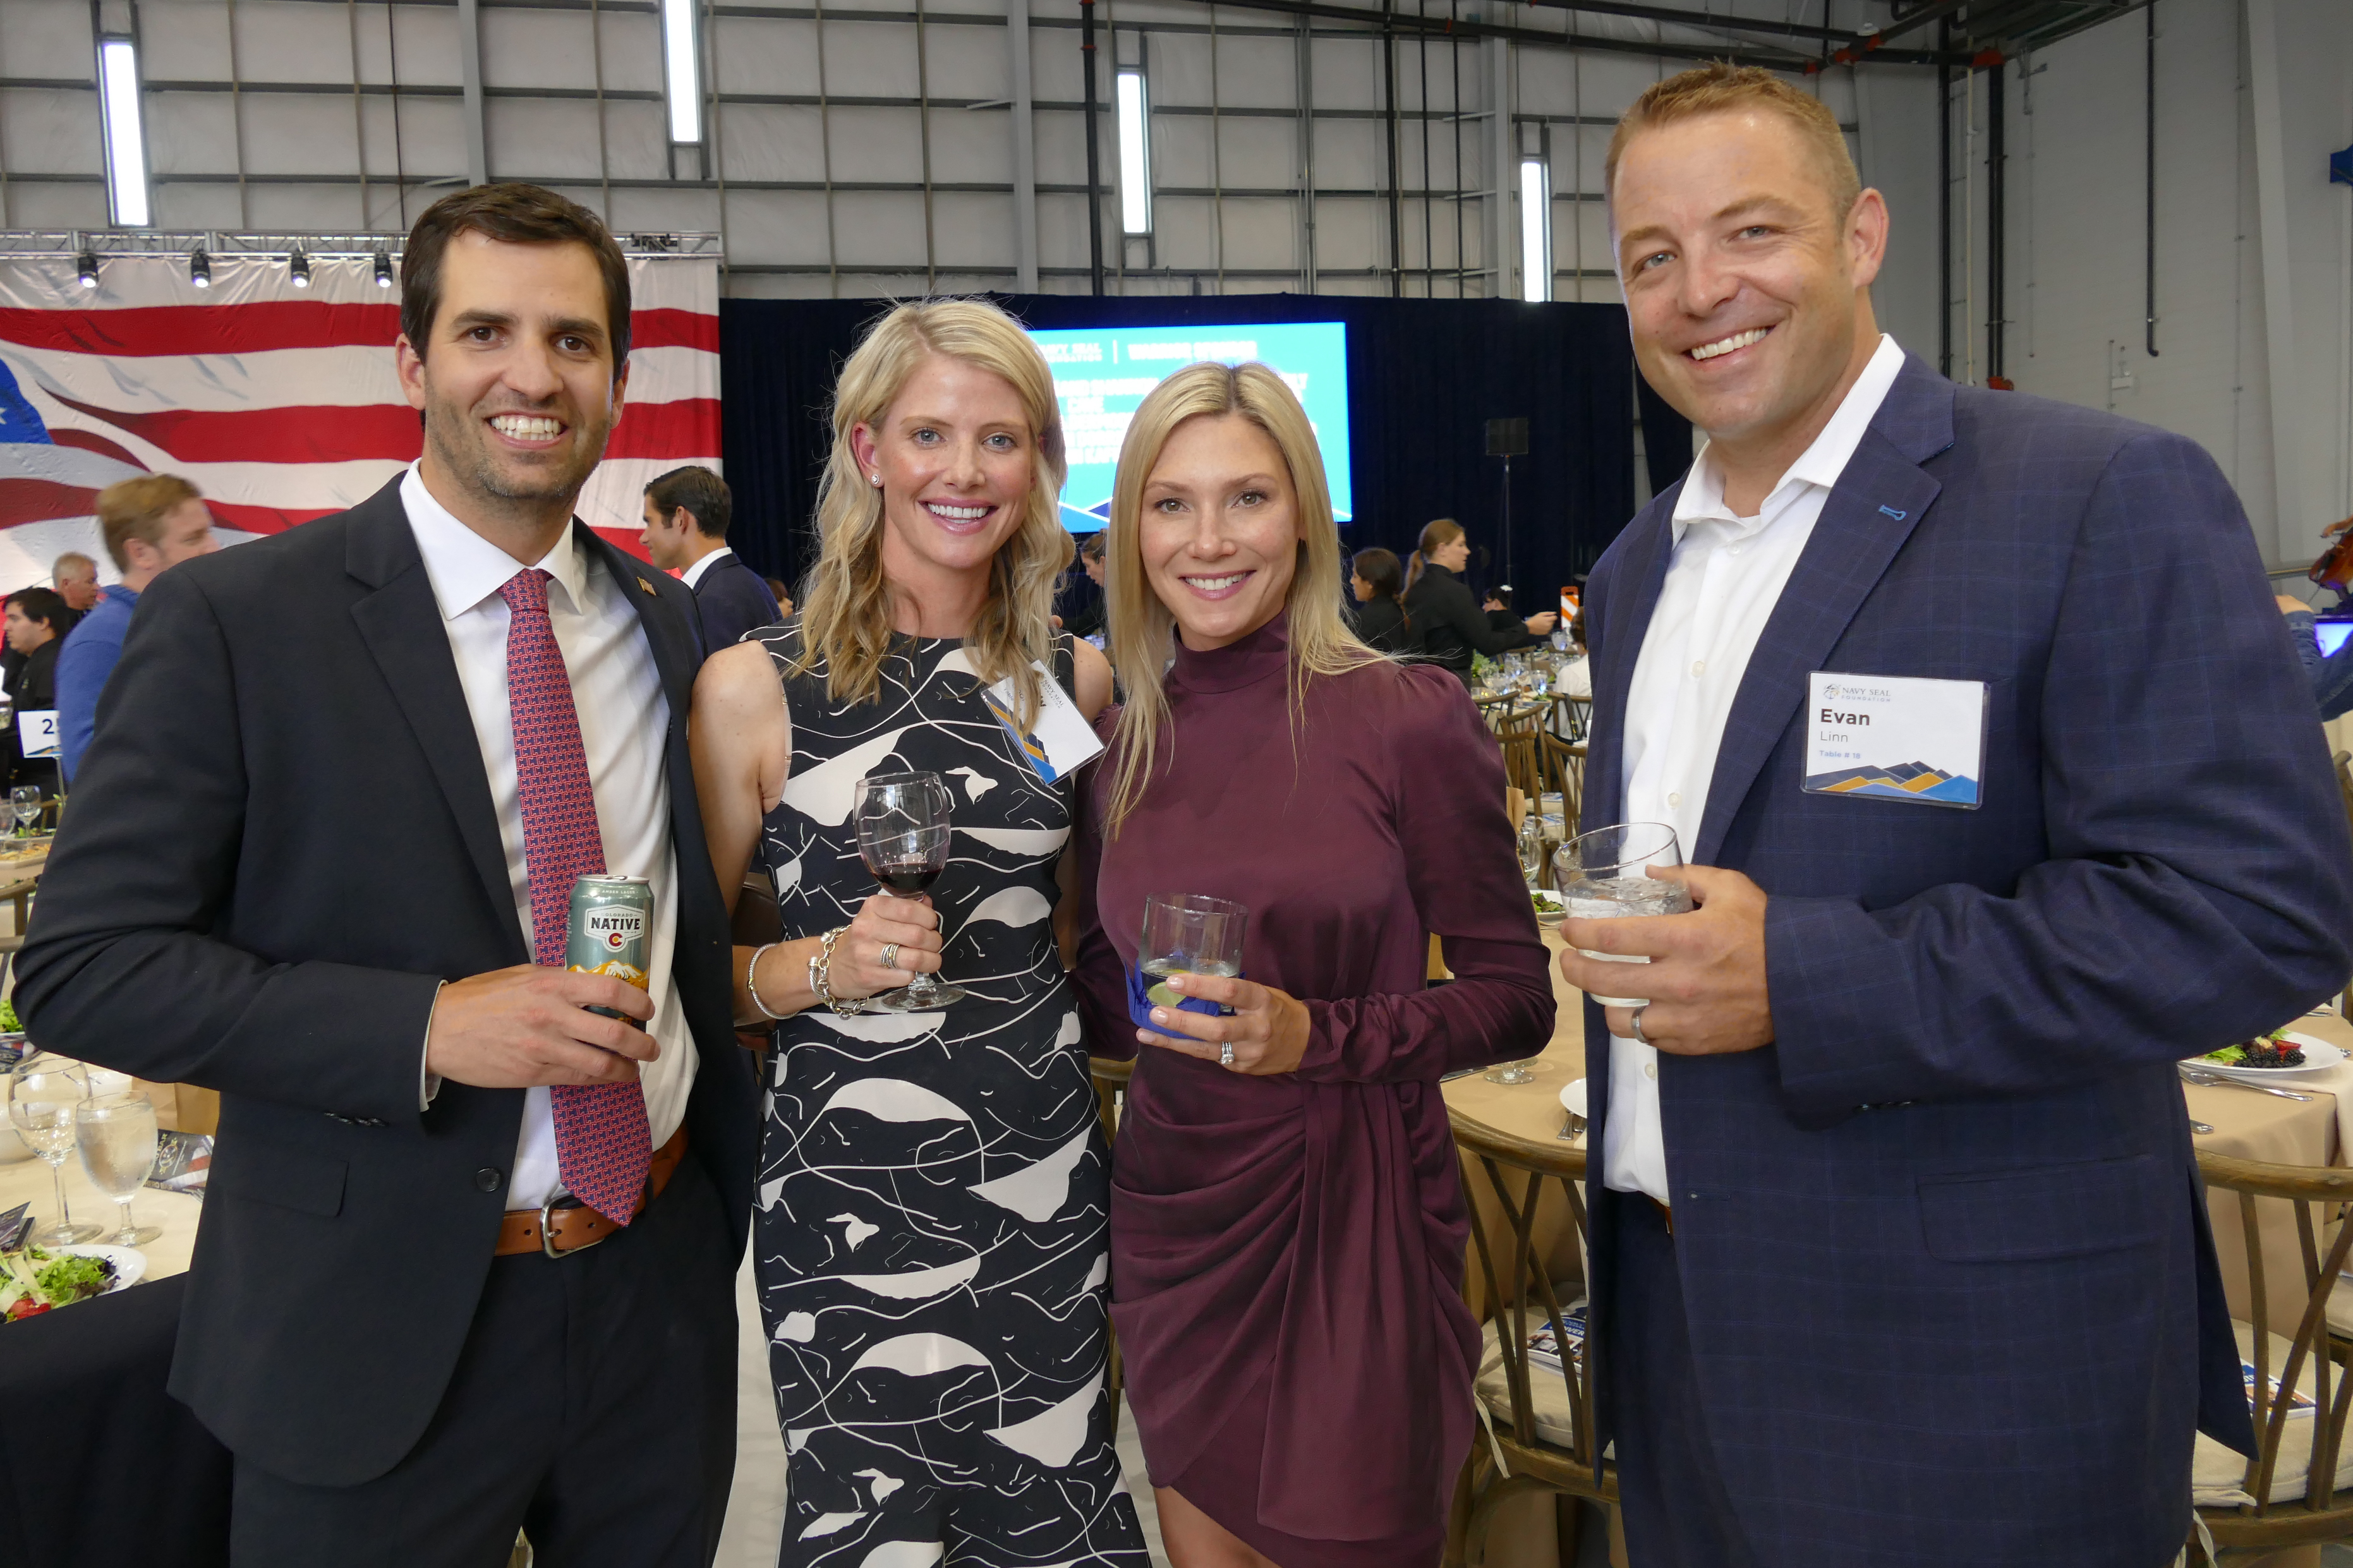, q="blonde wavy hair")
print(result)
[796,299,1070,725]
[1102,361,1386,829]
